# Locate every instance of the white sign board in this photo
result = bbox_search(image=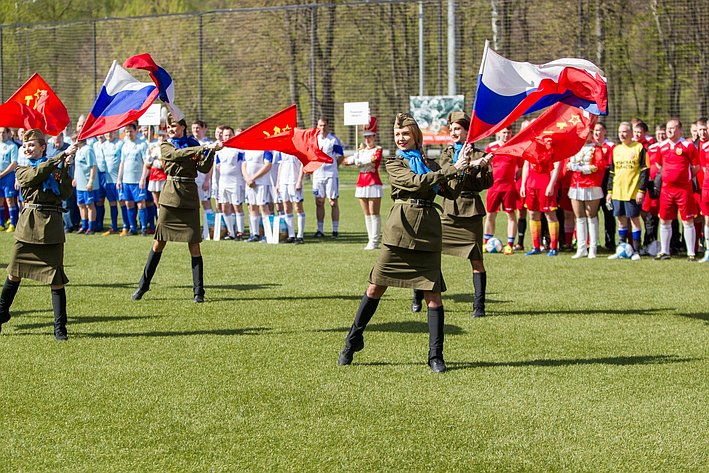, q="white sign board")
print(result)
[343,102,370,126]
[139,104,162,126]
